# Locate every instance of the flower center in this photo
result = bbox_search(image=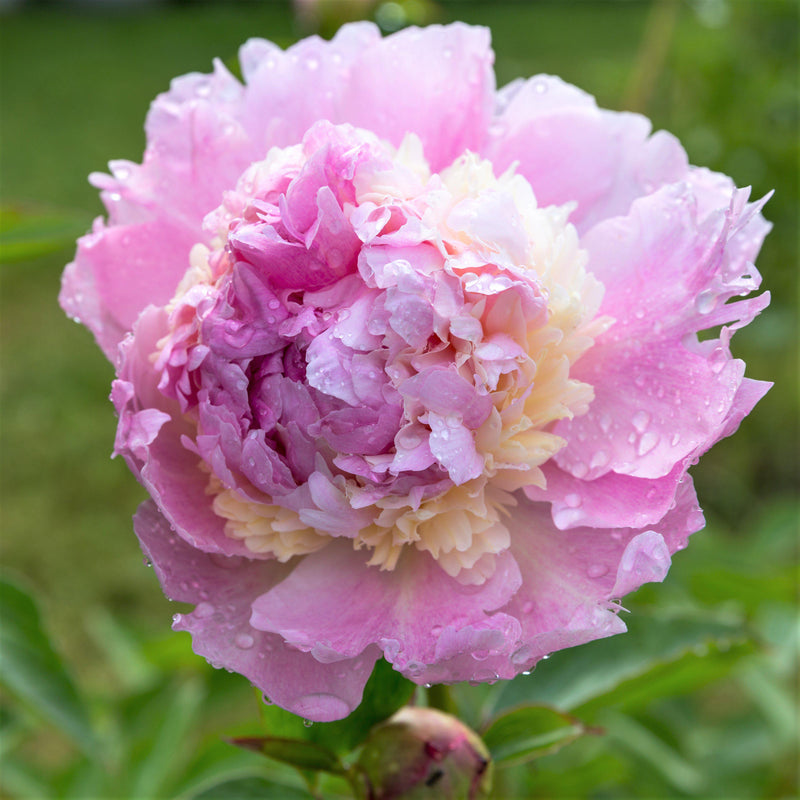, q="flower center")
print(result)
[154,121,606,584]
